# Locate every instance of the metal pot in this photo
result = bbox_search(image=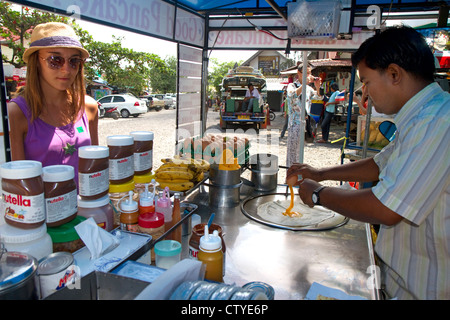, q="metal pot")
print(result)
[209,164,241,185]
[0,250,39,300]
[249,153,278,173]
[249,153,278,191]
[208,181,243,207]
[250,169,278,192]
